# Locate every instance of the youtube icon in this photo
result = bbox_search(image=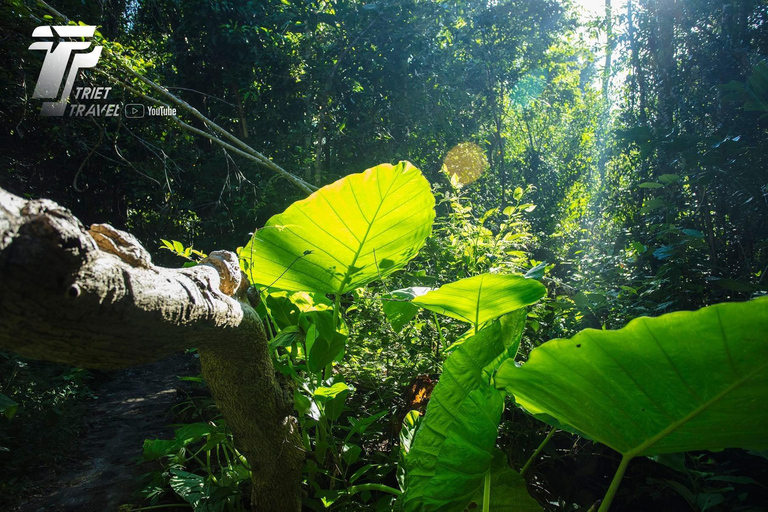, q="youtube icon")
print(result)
[124,103,144,118]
